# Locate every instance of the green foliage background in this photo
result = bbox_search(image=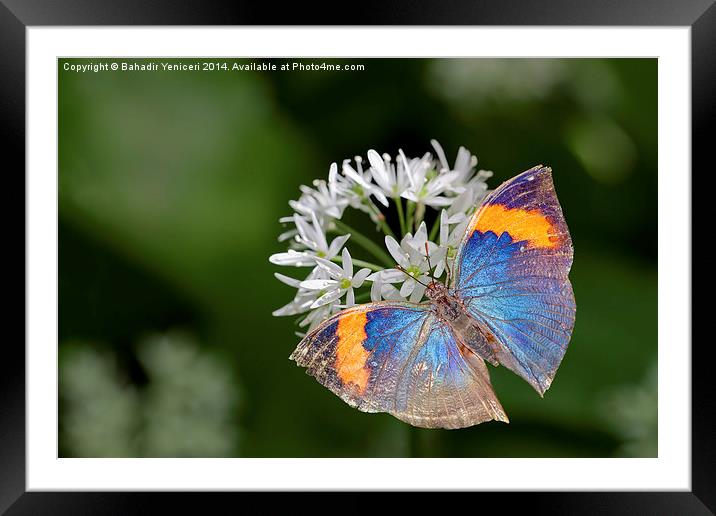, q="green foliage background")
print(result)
[58,58,657,458]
